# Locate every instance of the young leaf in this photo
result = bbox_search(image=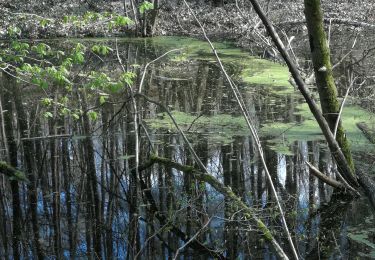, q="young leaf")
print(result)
[88,111,98,121]
[43,111,53,118]
[139,1,154,14]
